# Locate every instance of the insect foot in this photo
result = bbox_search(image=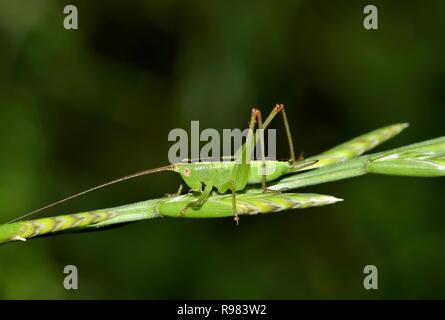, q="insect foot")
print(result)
[180,200,201,216]
[180,206,187,217]
[165,192,177,197]
[274,103,284,112]
[234,214,240,226]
